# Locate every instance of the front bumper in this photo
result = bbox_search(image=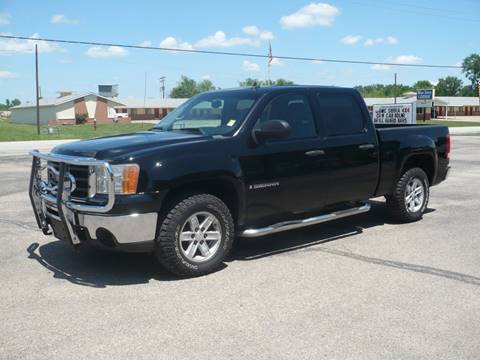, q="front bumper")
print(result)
[29,150,157,251]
